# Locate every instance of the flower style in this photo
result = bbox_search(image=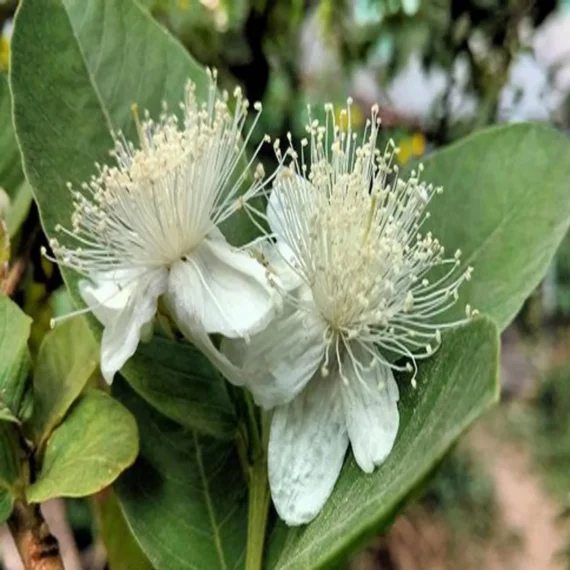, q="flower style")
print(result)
[47,72,278,383]
[224,101,474,525]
